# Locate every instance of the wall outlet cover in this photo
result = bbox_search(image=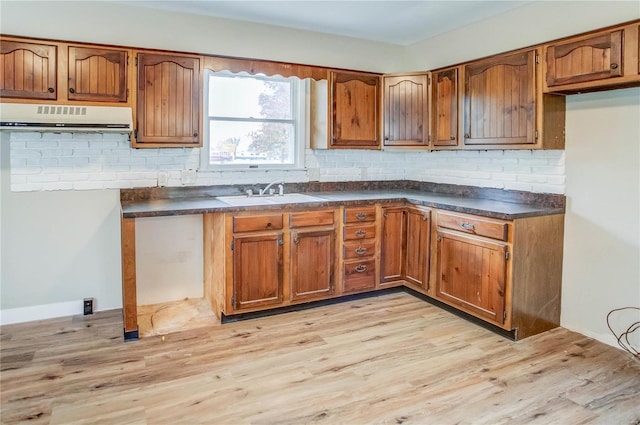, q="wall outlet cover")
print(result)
[83,298,94,316]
